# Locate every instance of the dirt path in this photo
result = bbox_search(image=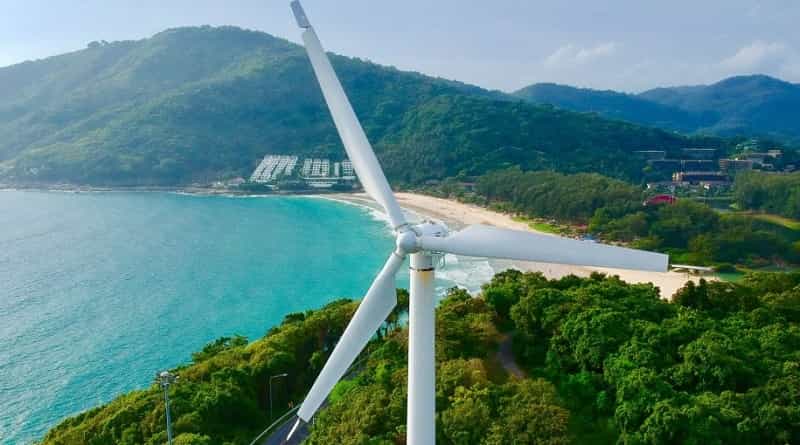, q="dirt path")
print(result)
[496,334,526,379]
